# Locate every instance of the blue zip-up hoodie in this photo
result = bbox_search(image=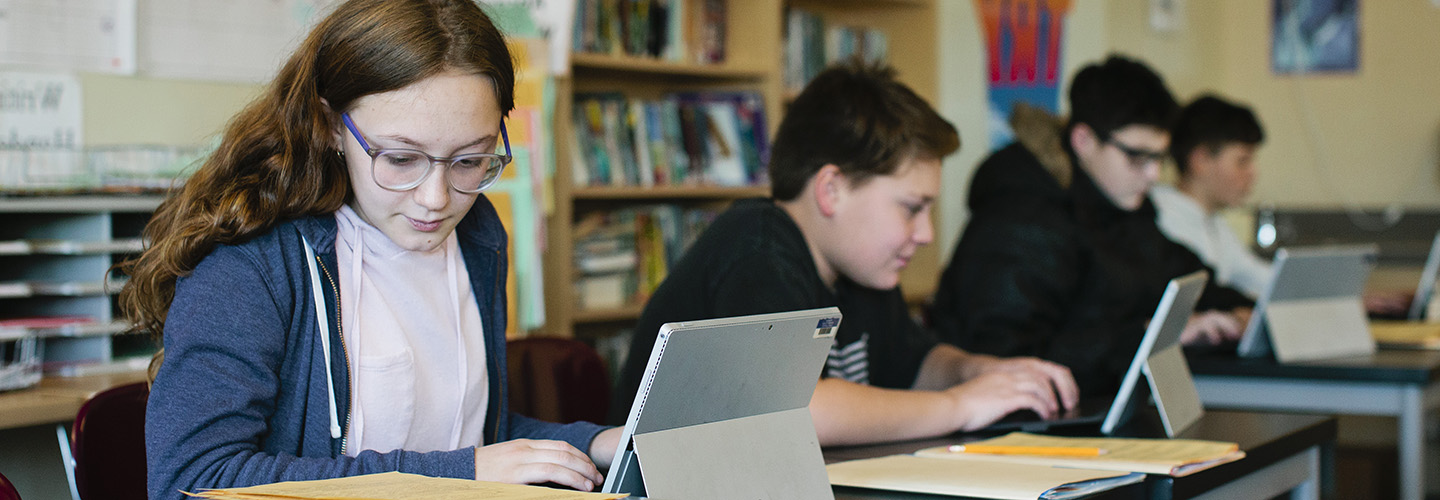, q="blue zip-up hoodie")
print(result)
[145,196,605,499]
